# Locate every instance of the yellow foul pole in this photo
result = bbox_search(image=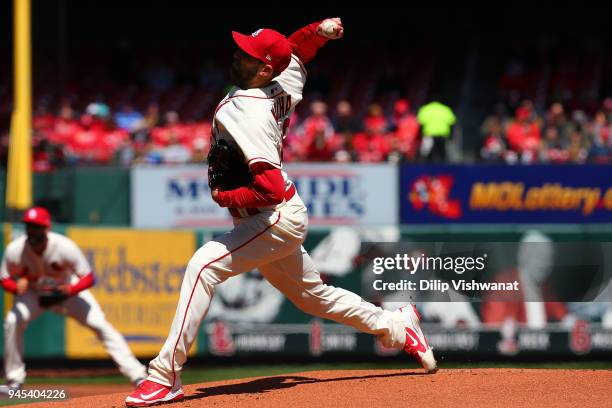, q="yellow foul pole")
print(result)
[7,0,33,219]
